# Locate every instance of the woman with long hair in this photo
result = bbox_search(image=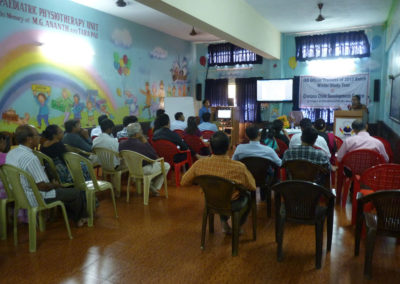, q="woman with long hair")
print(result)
[184,116,202,137]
